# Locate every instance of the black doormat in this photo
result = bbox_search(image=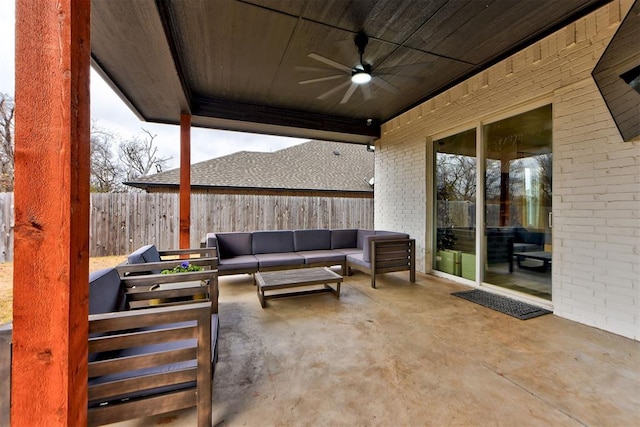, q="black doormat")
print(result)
[451,289,552,320]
